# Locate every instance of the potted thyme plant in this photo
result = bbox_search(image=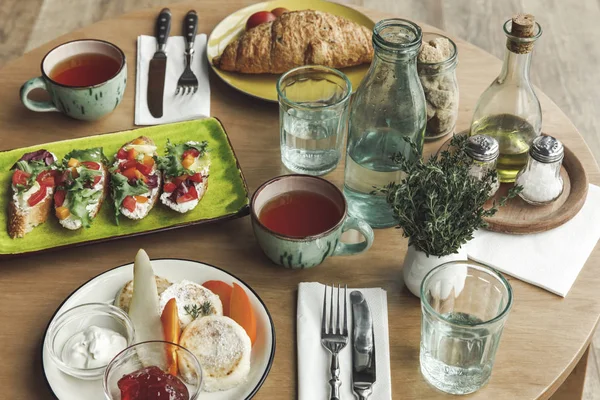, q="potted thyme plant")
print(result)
[379,135,519,297]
